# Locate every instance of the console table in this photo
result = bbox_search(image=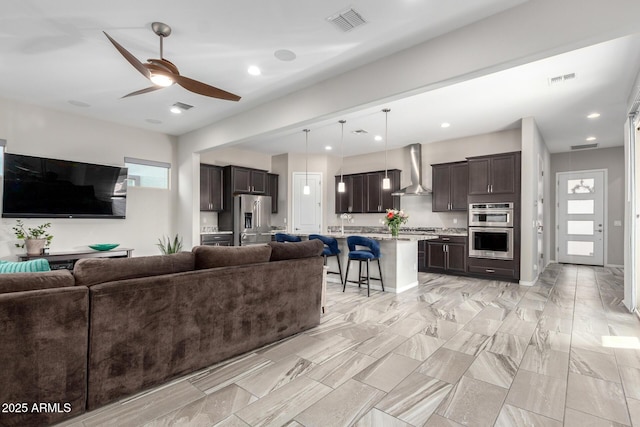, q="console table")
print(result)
[18,248,134,270]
